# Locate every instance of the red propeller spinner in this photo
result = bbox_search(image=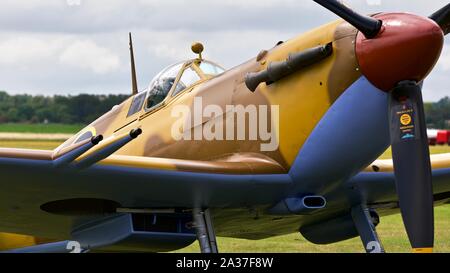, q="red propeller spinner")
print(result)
[355,13,444,92]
